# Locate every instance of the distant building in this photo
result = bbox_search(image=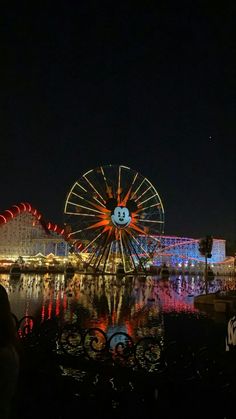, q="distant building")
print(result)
[137,235,226,266]
[0,203,227,272]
